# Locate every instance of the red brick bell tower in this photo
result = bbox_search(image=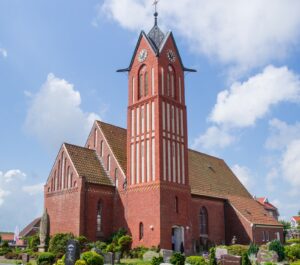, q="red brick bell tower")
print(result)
[118,8,196,253]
